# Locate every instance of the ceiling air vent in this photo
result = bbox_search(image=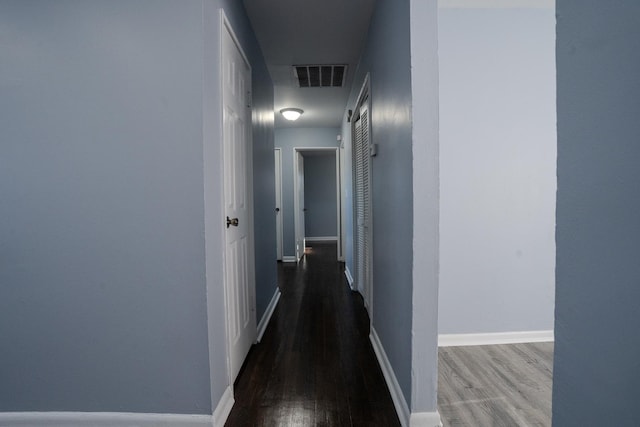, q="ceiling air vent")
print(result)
[294,65,347,88]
